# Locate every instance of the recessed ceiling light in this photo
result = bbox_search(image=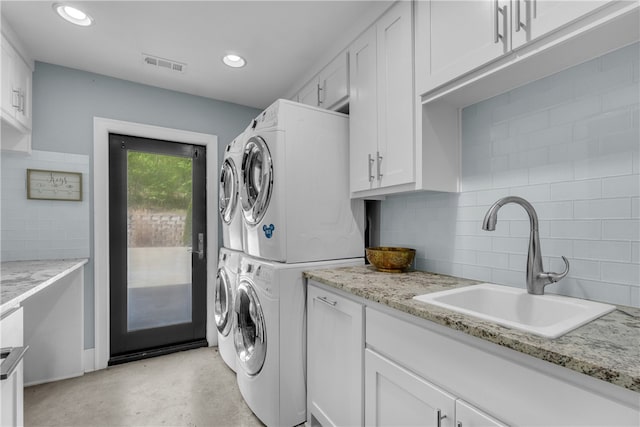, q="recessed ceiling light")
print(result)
[222,54,246,68]
[53,3,94,27]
